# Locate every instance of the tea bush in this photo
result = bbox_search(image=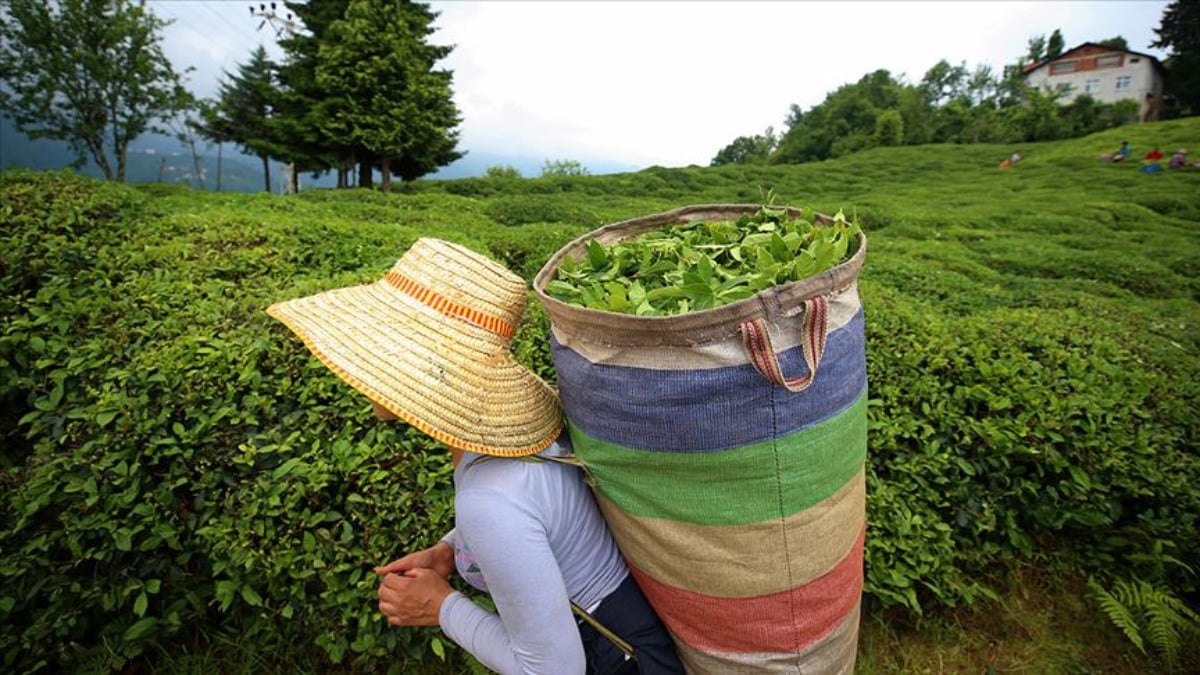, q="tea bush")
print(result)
[0,171,546,672]
[482,193,600,228]
[862,284,1200,612]
[3,118,1199,671]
